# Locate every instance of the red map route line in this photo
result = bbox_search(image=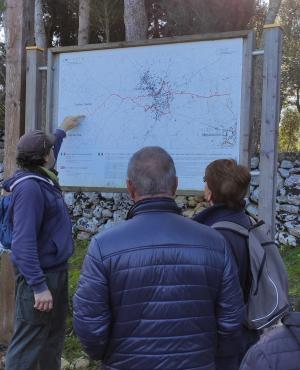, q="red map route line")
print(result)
[78,80,230,118]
